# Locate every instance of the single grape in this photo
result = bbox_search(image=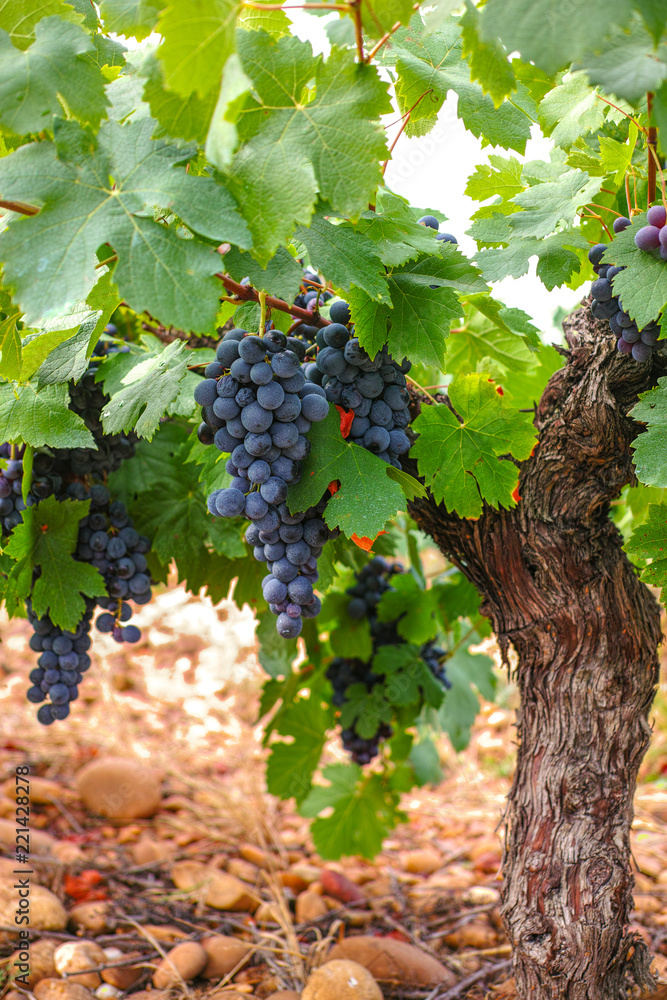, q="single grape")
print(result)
[635,226,661,251]
[613,216,631,233]
[417,215,439,230]
[647,205,667,229]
